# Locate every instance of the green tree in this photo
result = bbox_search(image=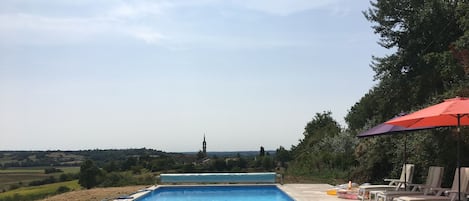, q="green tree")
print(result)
[303,111,341,144]
[262,156,274,170]
[44,167,62,174]
[259,146,265,157]
[182,163,195,172]
[346,0,467,132]
[103,160,119,173]
[238,157,248,169]
[149,156,176,171]
[275,146,291,168]
[346,0,469,184]
[362,0,466,112]
[292,111,341,155]
[289,111,343,175]
[56,186,71,193]
[78,159,102,189]
[211,158,226,171]
[121,157,137,171]
[196,150,206,160]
